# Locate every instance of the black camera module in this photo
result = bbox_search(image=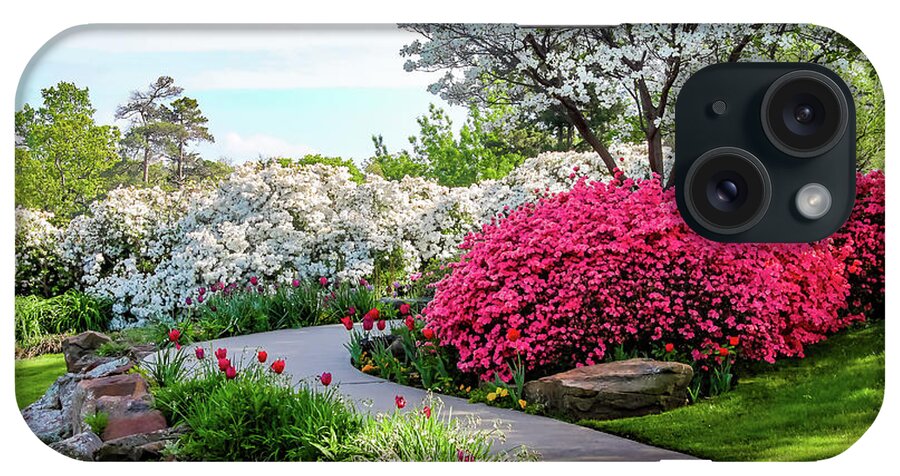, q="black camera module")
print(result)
[761,70,849,158]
